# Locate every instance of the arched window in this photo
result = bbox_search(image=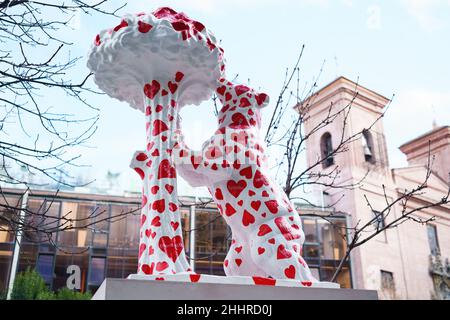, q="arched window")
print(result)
[320,132,334,168]
[362,130,376,164]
